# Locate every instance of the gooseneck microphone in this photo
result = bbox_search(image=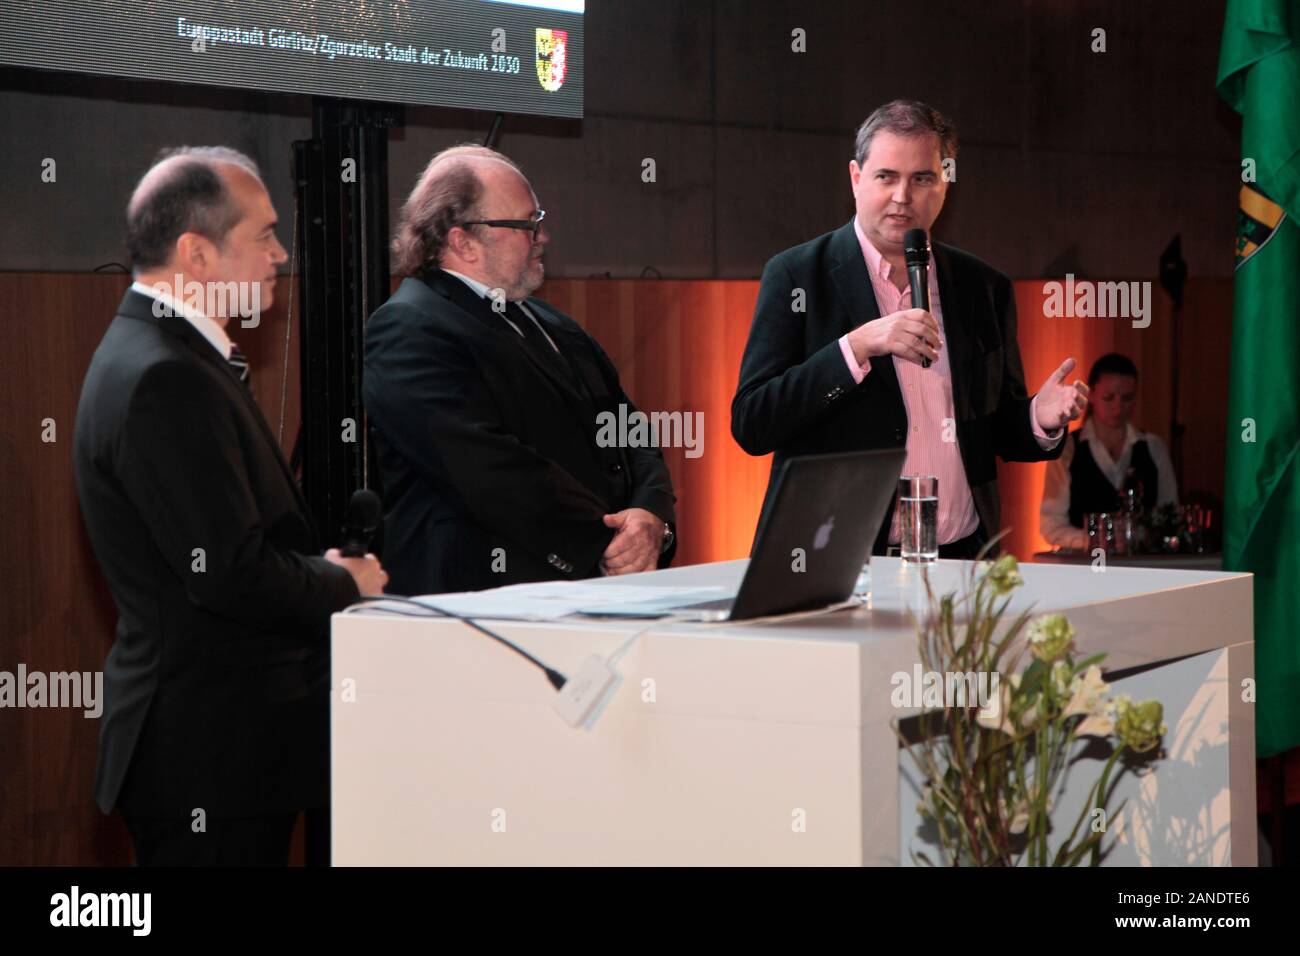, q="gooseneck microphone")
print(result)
[339,488,382,558]
[903,228,932,369]
[337,488,570,691]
